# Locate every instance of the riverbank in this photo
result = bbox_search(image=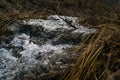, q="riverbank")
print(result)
[0,0,120,80]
